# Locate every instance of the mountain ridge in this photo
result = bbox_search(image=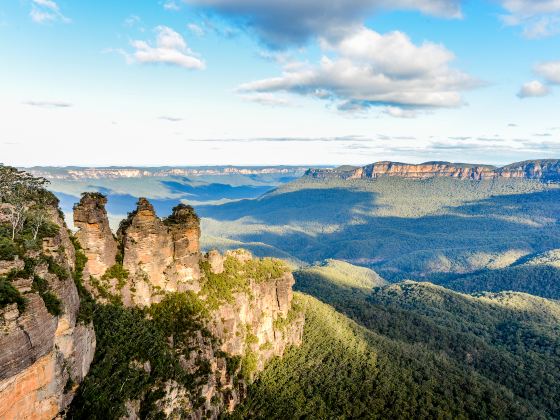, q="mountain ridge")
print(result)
[306,159,560,181]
